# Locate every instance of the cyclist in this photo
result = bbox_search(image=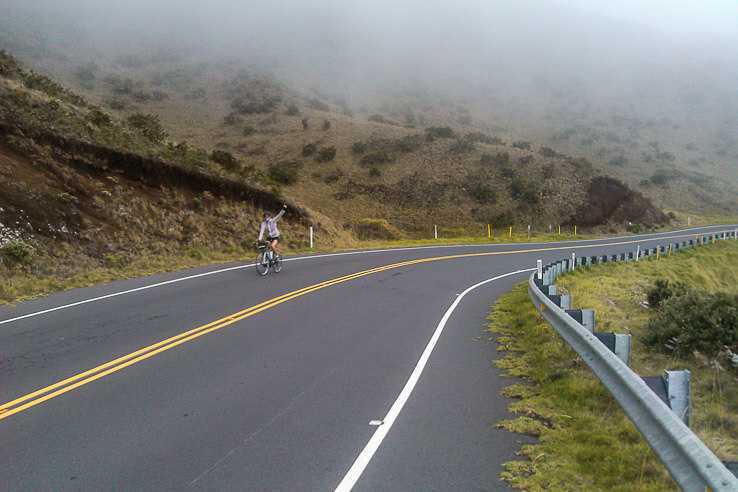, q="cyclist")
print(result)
[258,204,287,259]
